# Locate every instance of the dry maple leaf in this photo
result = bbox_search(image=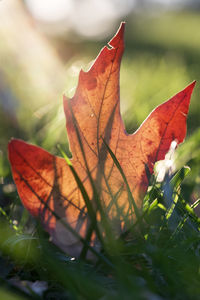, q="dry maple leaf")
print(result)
[8,23,195,257]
